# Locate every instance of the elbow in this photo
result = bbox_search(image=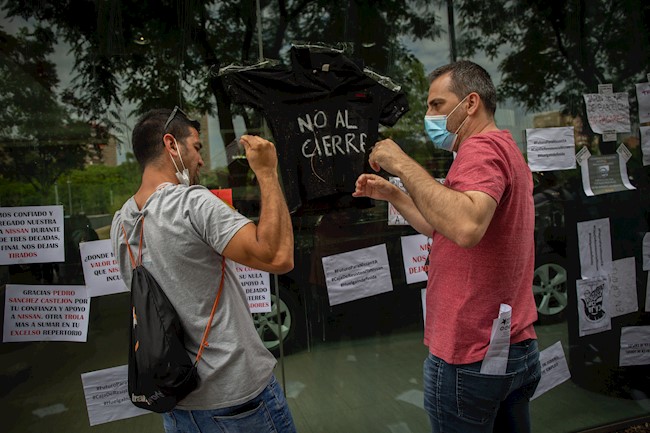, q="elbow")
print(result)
[455,236,480,249]
[273,237,294,274]
[267,249,294,274]
[274,255,294,275]
[453,225,486,249]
